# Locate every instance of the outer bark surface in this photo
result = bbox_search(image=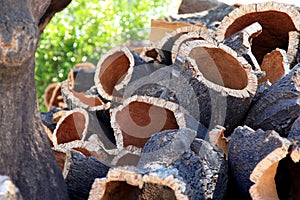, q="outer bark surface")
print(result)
[245,64,300,136]
[0,0,70,199]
